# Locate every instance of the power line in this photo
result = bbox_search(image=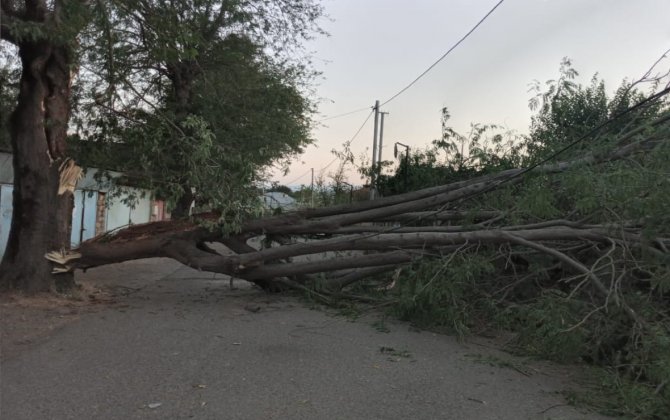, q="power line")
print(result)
[284,168,313,186]
[283,109,374,183]
[345,109,375,146]
[306,1,504,179]
[381,0,505,107]
[318,106,372,122]
[314,0,504,149]
[361,83,670,242]
[322,109,375,173]
[311,0,505,174]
